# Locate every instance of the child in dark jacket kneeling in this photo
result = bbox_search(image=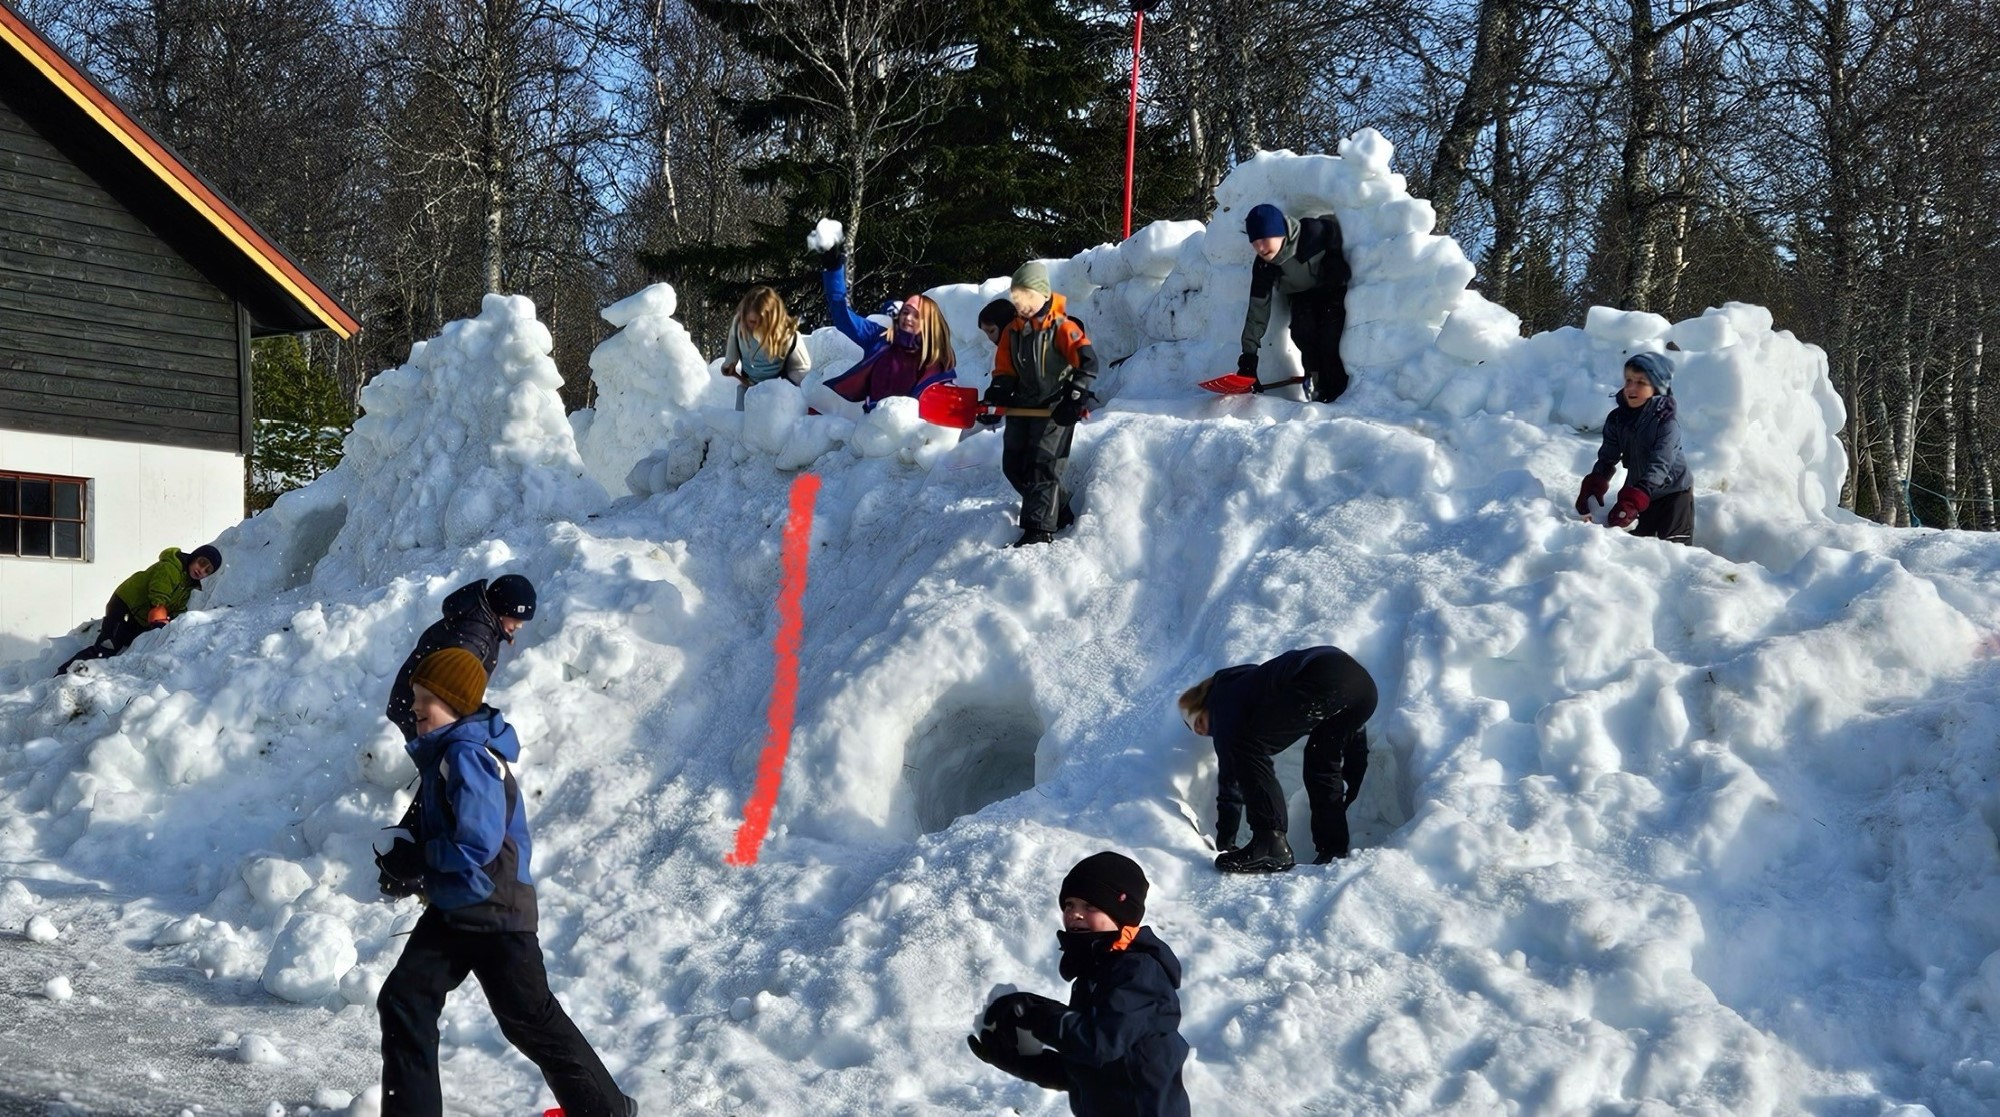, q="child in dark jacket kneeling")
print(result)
[374,648,634,1117]
[968,851,1191,1117]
